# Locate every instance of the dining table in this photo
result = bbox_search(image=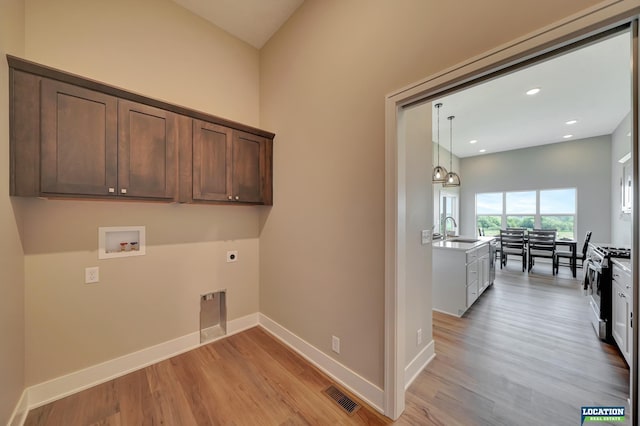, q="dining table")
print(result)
[555,239,578,277]
[500,233,578,277]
